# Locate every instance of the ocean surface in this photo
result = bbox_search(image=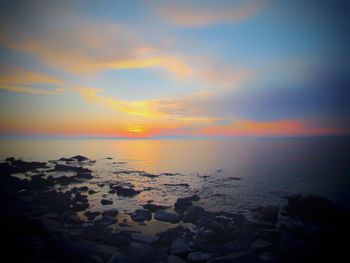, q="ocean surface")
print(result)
[1,137,349,224]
